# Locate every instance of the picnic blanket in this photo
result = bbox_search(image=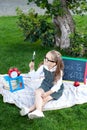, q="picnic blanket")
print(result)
[0,74,87,111]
